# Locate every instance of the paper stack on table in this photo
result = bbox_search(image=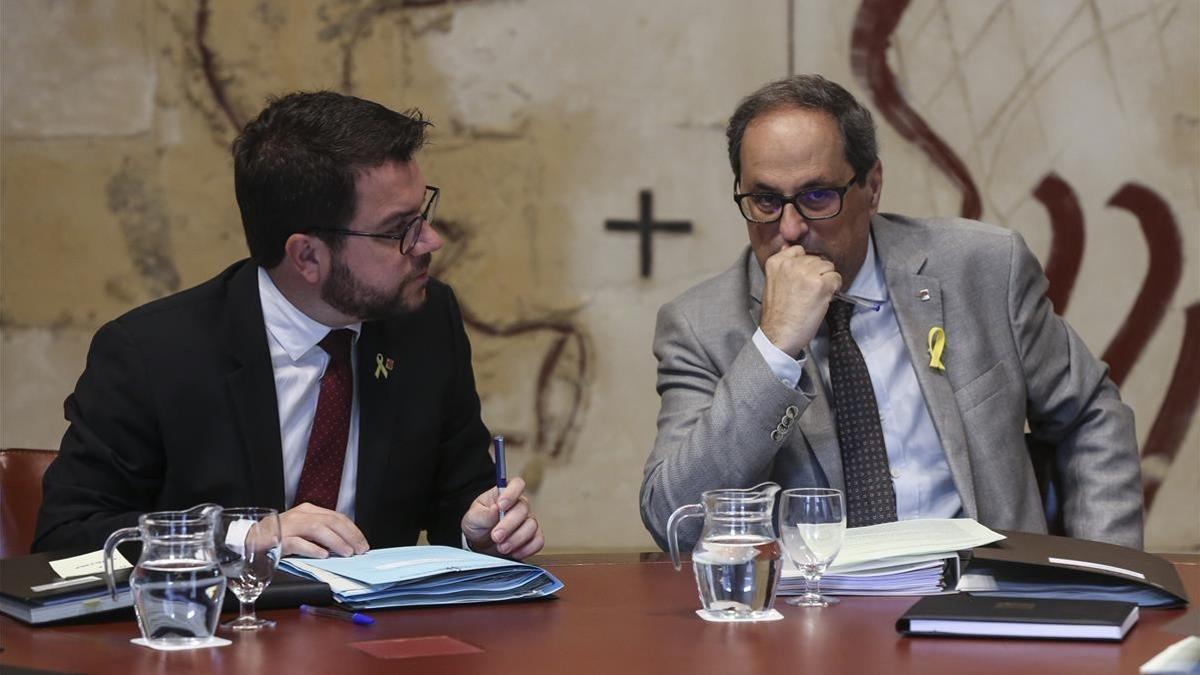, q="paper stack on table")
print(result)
[280,545,564,609]
[779,518,1005,597]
